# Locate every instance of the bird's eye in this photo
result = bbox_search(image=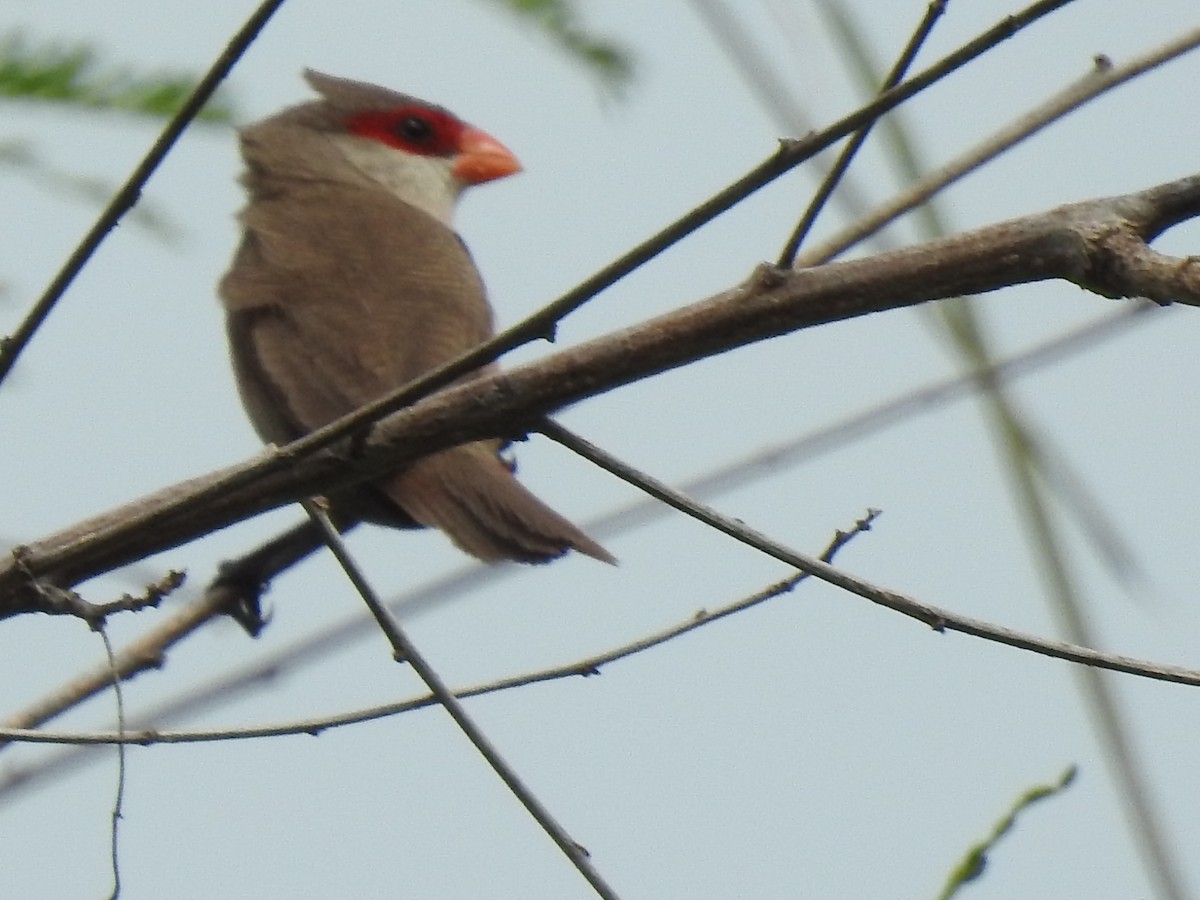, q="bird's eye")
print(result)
[393,115,433,144]
[345,106,460,157]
